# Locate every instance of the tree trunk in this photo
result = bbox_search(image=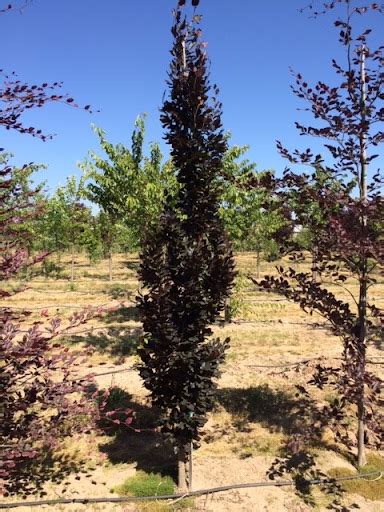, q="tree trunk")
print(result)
[188,442,193,491]
[357,271,367,467]
[56,235,61,263]
[356,46,367,468]
[177,445,188,492]
[256,249,260,279]
[311,245,318,283]
[71,245,75,282]
[224,297,231,324]
[109,251,113,282]
[357,403,366,467]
